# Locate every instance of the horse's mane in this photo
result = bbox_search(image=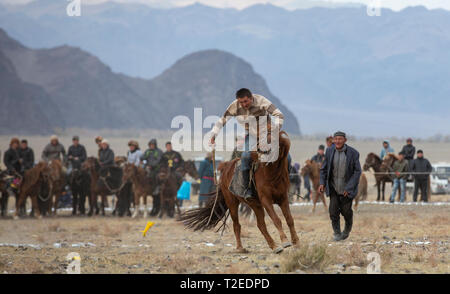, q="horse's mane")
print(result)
[266,131,290,187]
[368,152,382,163]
